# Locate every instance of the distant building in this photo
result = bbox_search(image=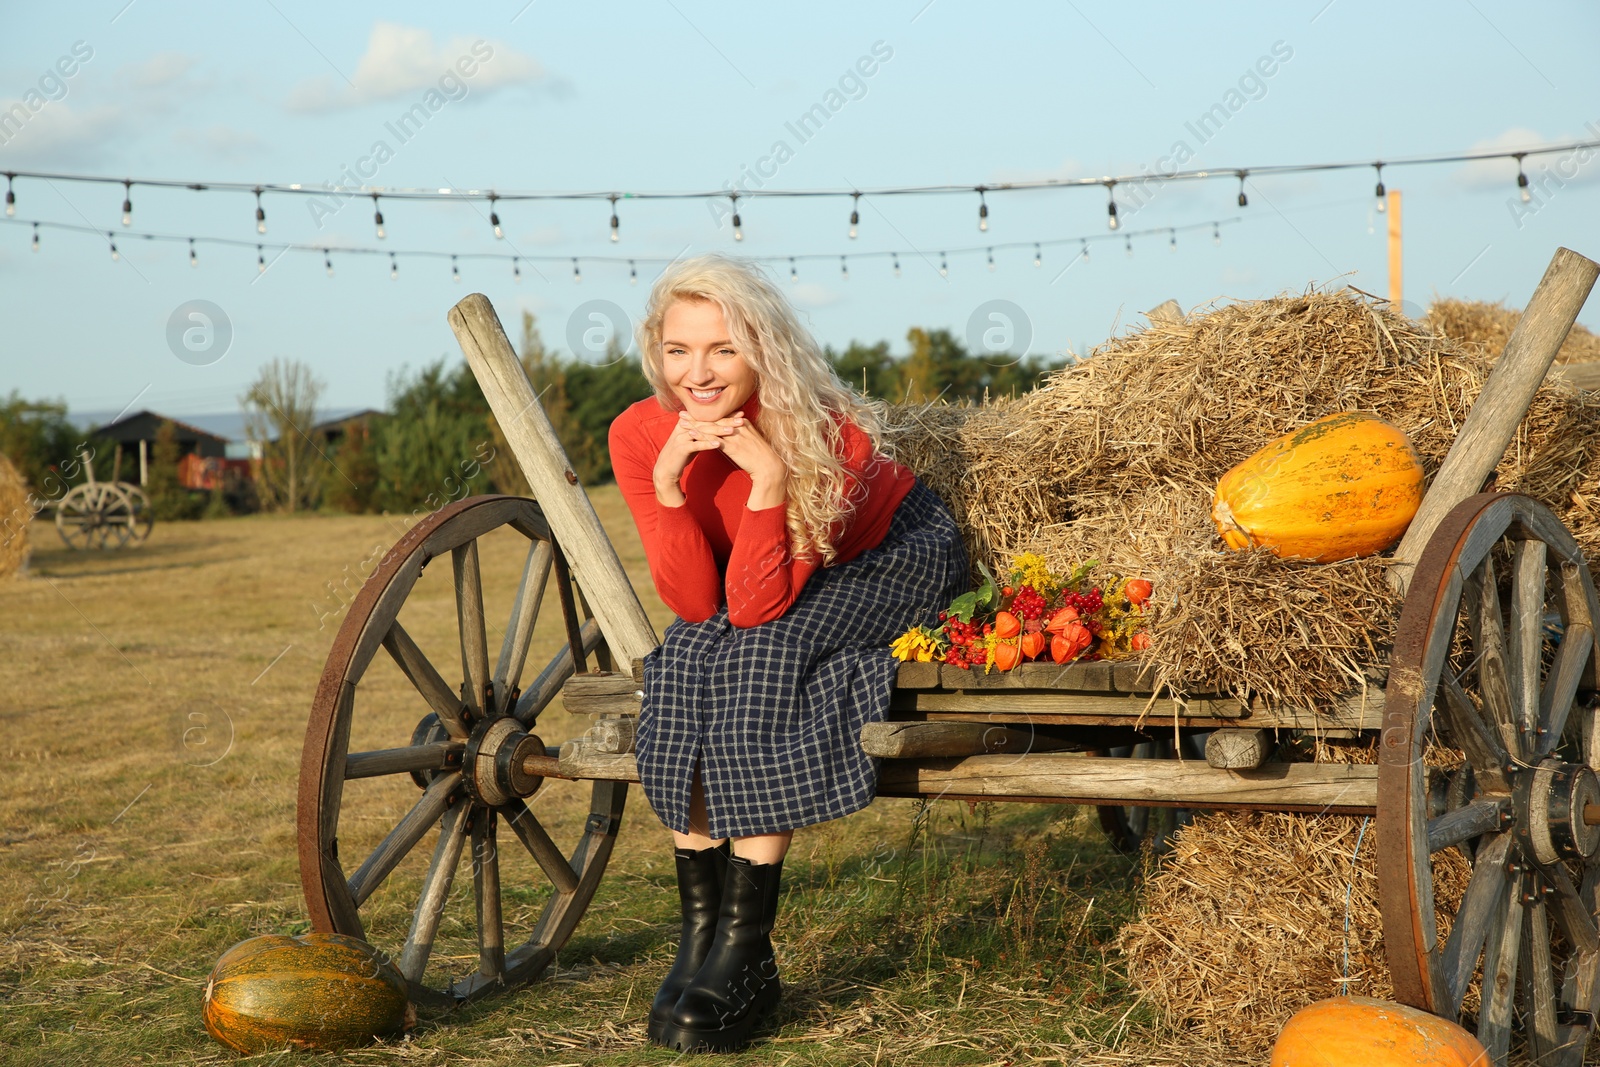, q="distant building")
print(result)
[93,410,234,486]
